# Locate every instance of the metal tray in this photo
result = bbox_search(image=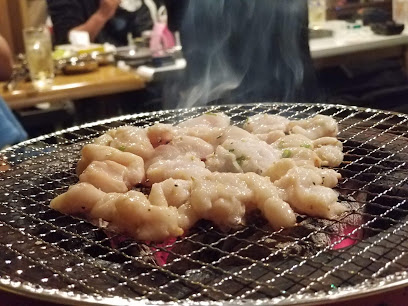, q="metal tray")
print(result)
[114,47,152,67]
[0,103,408,305]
